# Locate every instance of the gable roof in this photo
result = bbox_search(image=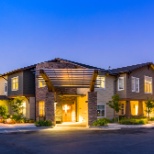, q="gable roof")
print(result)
[0,58,104,76]
[50,58,103,70]
[109,62,153,75]
[1,64,36,76]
